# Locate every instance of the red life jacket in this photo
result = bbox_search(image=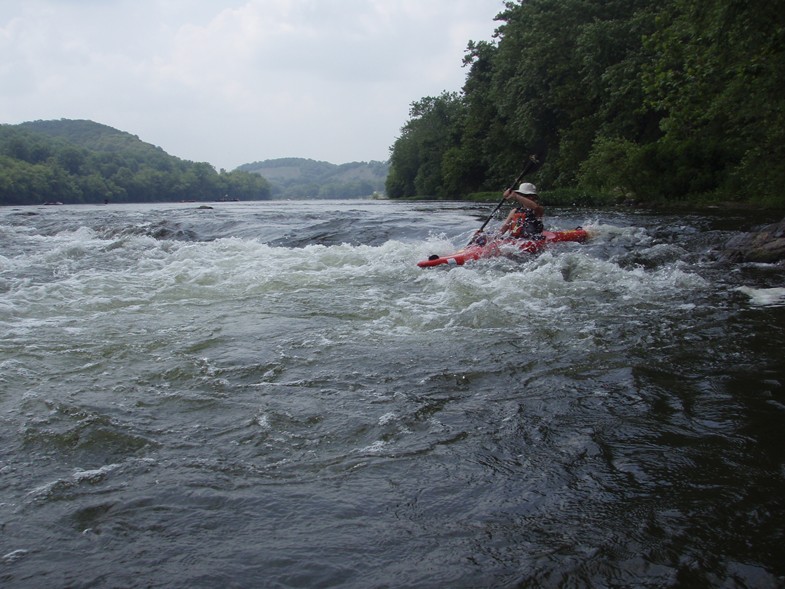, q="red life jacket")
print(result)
[508,209,543,238]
